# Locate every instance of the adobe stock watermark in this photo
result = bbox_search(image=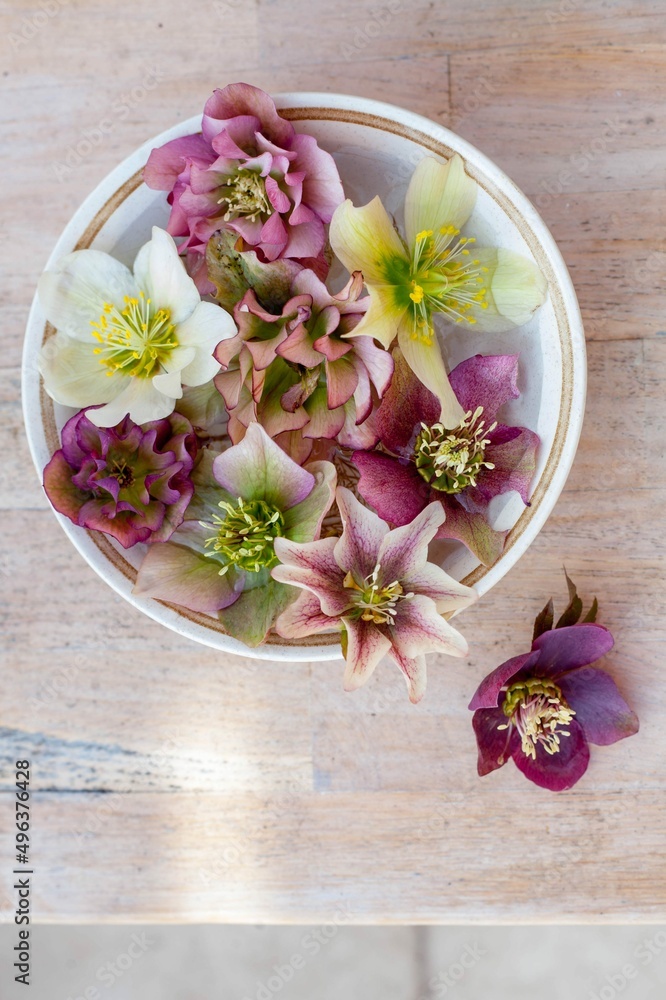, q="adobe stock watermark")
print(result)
[417,942,486,998]
[240,902,354,1000]
[341,1,403,62]
[213,0,243,12]
[546,0,578,25]
[535,117,624,210]
[64,932,154,1000]
[588,928,666,1000]
[9,0,70,52]
[72,794,124,850]
[198,775,311,885]
[27,663,81,714]
[52,66,165,184]
[382,77,496,188]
